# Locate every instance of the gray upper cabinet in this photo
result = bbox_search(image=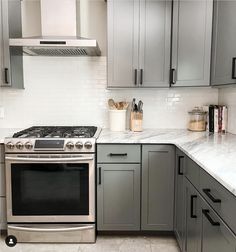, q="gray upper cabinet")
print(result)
[174,150,186,251]
[171,0,213,87]
[107,0,171,88]
[211,0,236,86]
[142,145,175,230]
[0,0,24,89]
[97,164,141,231]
